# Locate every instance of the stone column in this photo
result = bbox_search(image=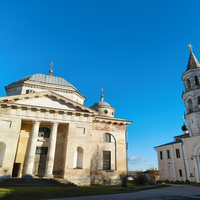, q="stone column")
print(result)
[44,122,59,178]
[23,120,40,178]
